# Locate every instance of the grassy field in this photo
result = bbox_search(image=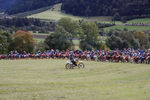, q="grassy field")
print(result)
[126,18,150,24]
[34,38,45,43]
[28,4,82,21]
[17,3,150,26]
[31,32,49,43]
[27,3,114,22]
[72,40,80,50]
[104,25,150,31]
[0,59,150,100]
